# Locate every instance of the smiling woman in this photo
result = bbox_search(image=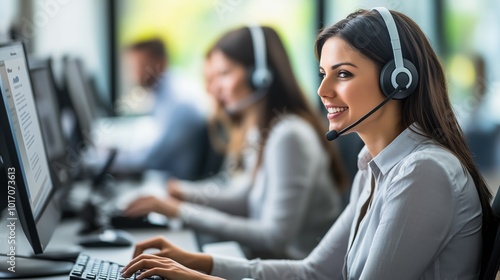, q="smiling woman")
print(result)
[318,36,406,154]
[120,7,497,280]
[314,7,495,279]
[209,48,255,110]
[318,39,384,134]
